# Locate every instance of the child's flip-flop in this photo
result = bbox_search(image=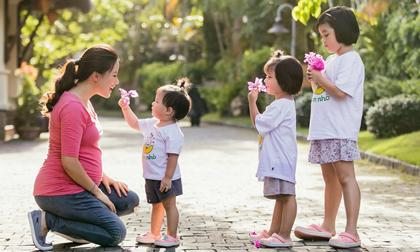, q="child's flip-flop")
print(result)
[329,232,361,248]
[260,233,293,248]
[294,224,335,240]
[249,230,270,242]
